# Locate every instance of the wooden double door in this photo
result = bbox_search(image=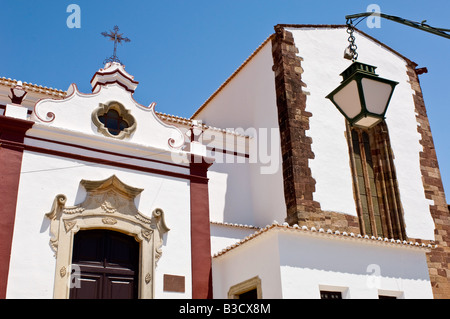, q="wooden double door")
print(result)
[69,229,140,299]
